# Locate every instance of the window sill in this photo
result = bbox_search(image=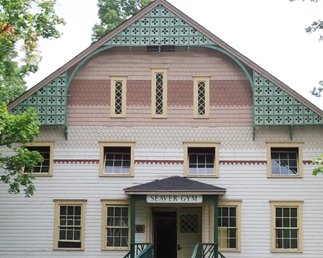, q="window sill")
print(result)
[267,175,302,179]
[100,174,134,178]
